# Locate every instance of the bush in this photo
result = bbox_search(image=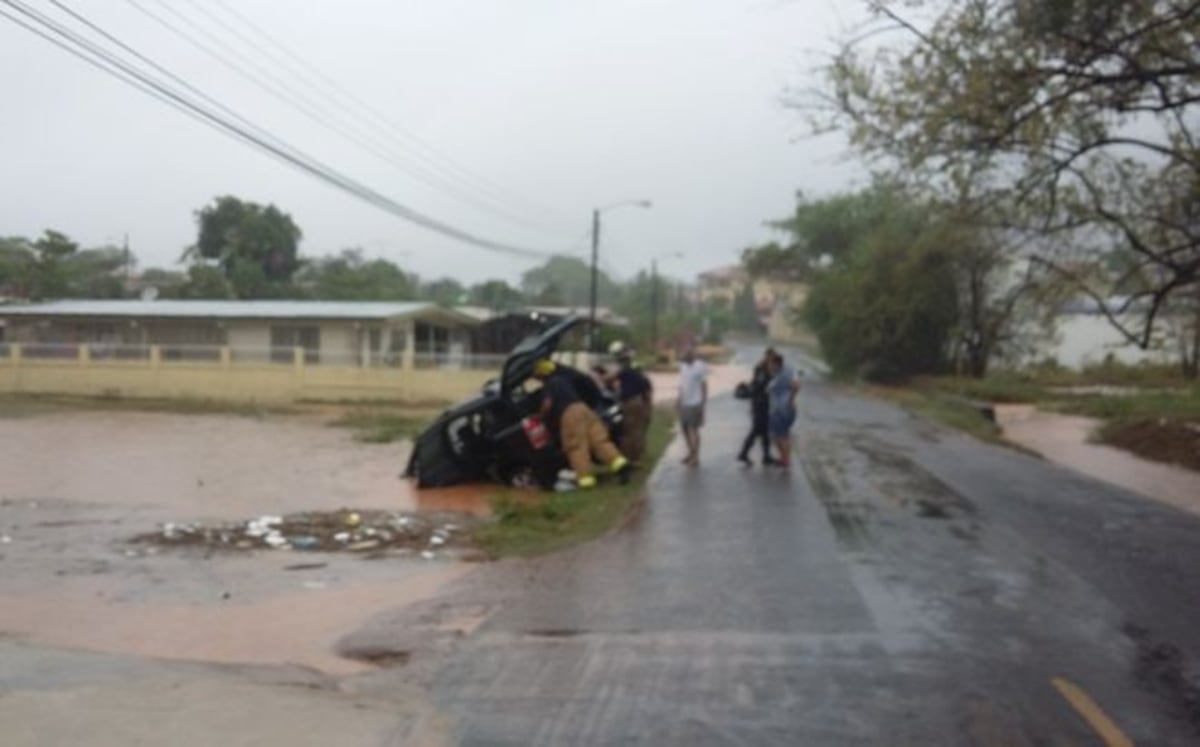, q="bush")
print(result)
[806,237,958,381]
